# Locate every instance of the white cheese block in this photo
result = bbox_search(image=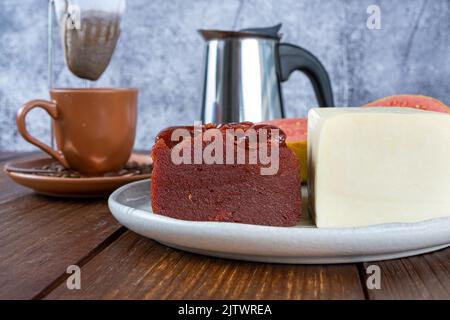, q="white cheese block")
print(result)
[308,107,450,228]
